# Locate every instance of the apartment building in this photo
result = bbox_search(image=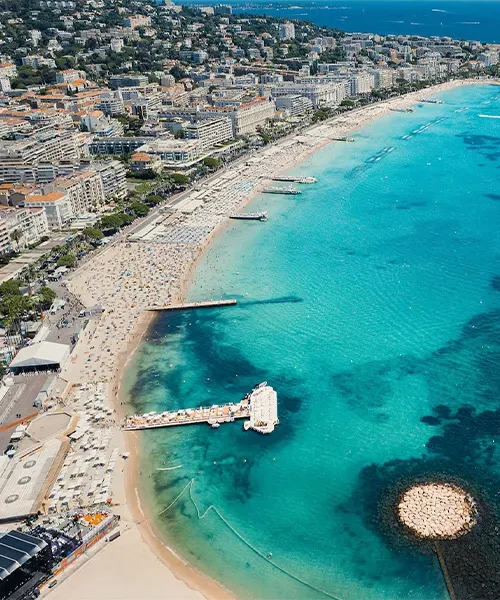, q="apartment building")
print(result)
[50,171,105,216]
[228,97,276,136]
[136,139,204,167]
[271,82,345,108]
[0,62,17,79]
[97,91,126,116]
[0,162,82,185]
[0,130,81,165]
[370,68,395,90]
[183,117,233,151]
[93,160,128,200]
[123,15,152,29]
[0,206,49,248]
[279,22,295,40]
[275,95,313,116]
[89,137,151,155]
[22,192,73,229]
[0,220,10,255]
[348,73,375,95]
[109,74,149,88]
[130,152,162,172]
[21,56,56,70]
[56,69,86,84]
